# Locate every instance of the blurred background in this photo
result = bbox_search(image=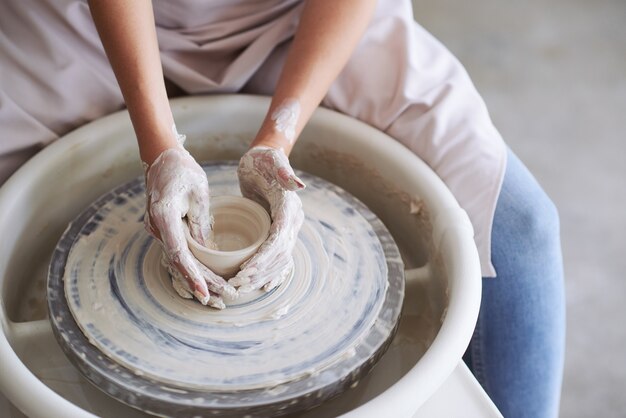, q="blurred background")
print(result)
[411,0,626,416]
